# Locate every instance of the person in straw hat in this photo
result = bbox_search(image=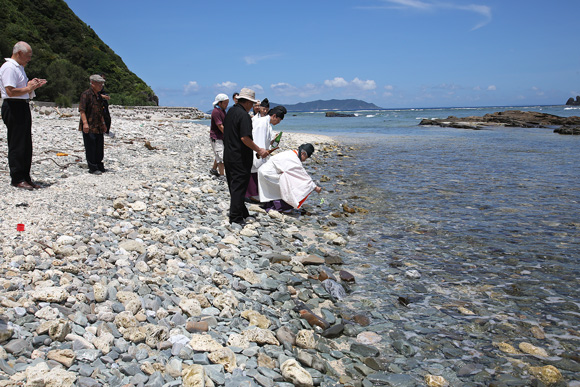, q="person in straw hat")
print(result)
[223,88,269,225]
